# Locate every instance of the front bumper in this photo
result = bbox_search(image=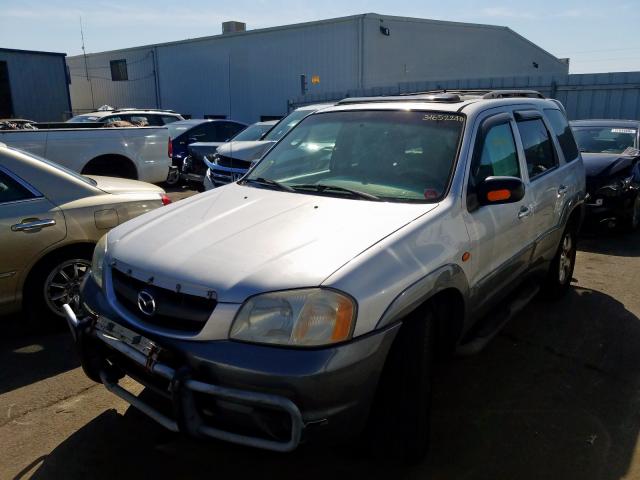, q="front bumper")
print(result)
[63,280,399,452]
[584,189,636,228]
